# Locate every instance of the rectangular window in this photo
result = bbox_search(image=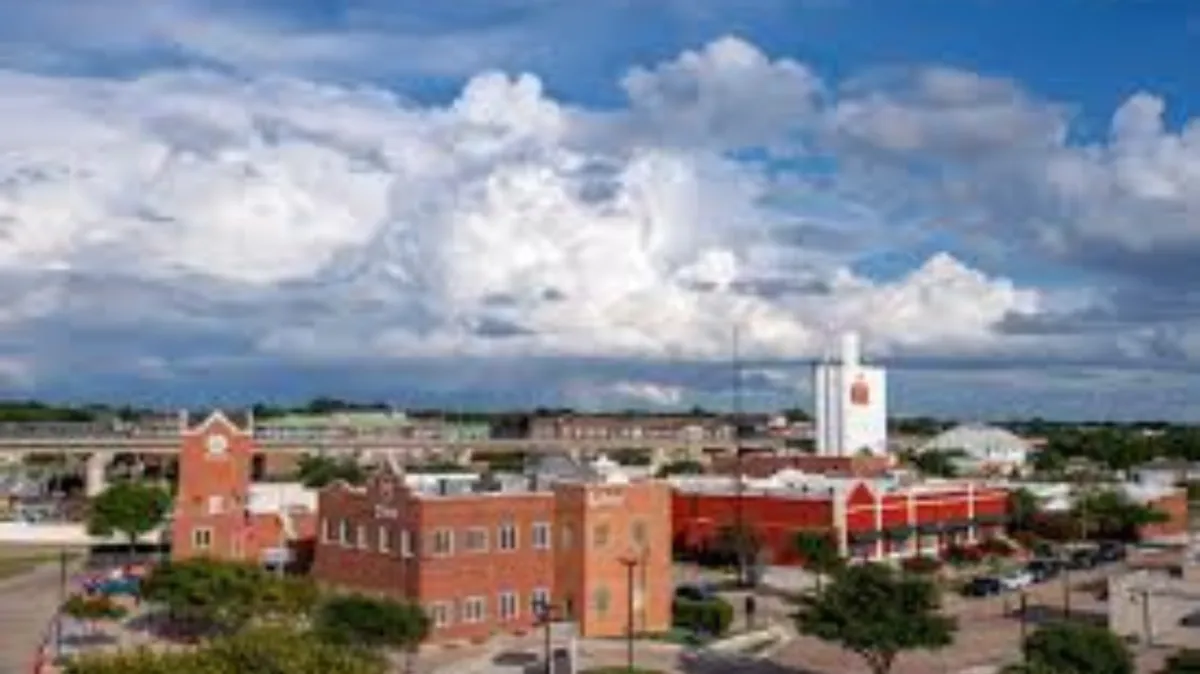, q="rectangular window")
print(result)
[532,522,551,550]
[593,523,610,548]
[462,596,487,624]
[631,519,648,548]
[338,520,350,547]
[321,518,333,544]
[463,527,489,553]
[592,586,611,615]
[530,588,550,616]
[357,524,369,549]
[400,530,413,558]
[207,495,224,515]
[431,528,453,556]
[497,523,517,551]
[561,524,574,550]
[378,526,392,553]
[498,591,518,621]
[428,602,451,629]
[192,527,212,550]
